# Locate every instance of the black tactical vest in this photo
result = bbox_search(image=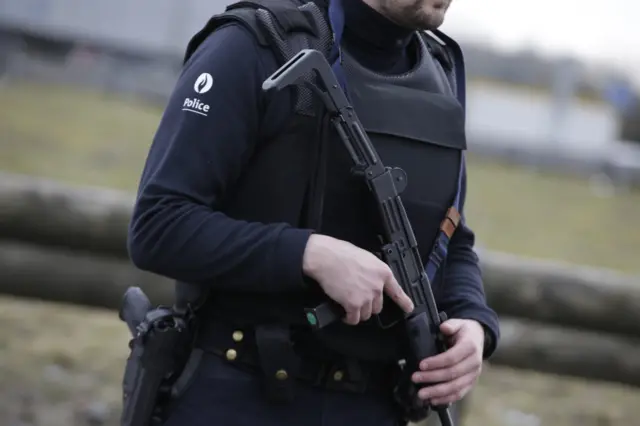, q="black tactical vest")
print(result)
[178,0,467,349]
